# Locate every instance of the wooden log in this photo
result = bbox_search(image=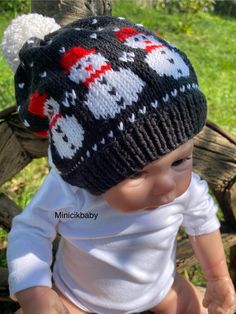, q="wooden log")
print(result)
[176,232,236,273]
[193,121,236,228]
[31,0,112,26]
[194,122,236,190]
[0,108,48,160]
[0,105,16,120]
[0,194,21,231]
[0,121,31,187]
[7,115,48,159]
